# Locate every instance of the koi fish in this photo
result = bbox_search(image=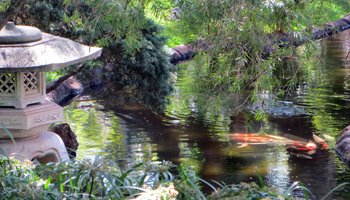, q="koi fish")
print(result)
[230,133,328,156]
[312,133,329,150]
